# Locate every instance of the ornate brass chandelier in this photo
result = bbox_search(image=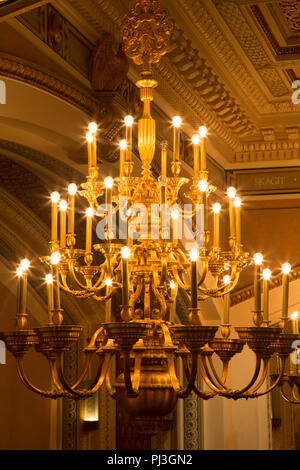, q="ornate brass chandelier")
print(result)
[1,0,300,428]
